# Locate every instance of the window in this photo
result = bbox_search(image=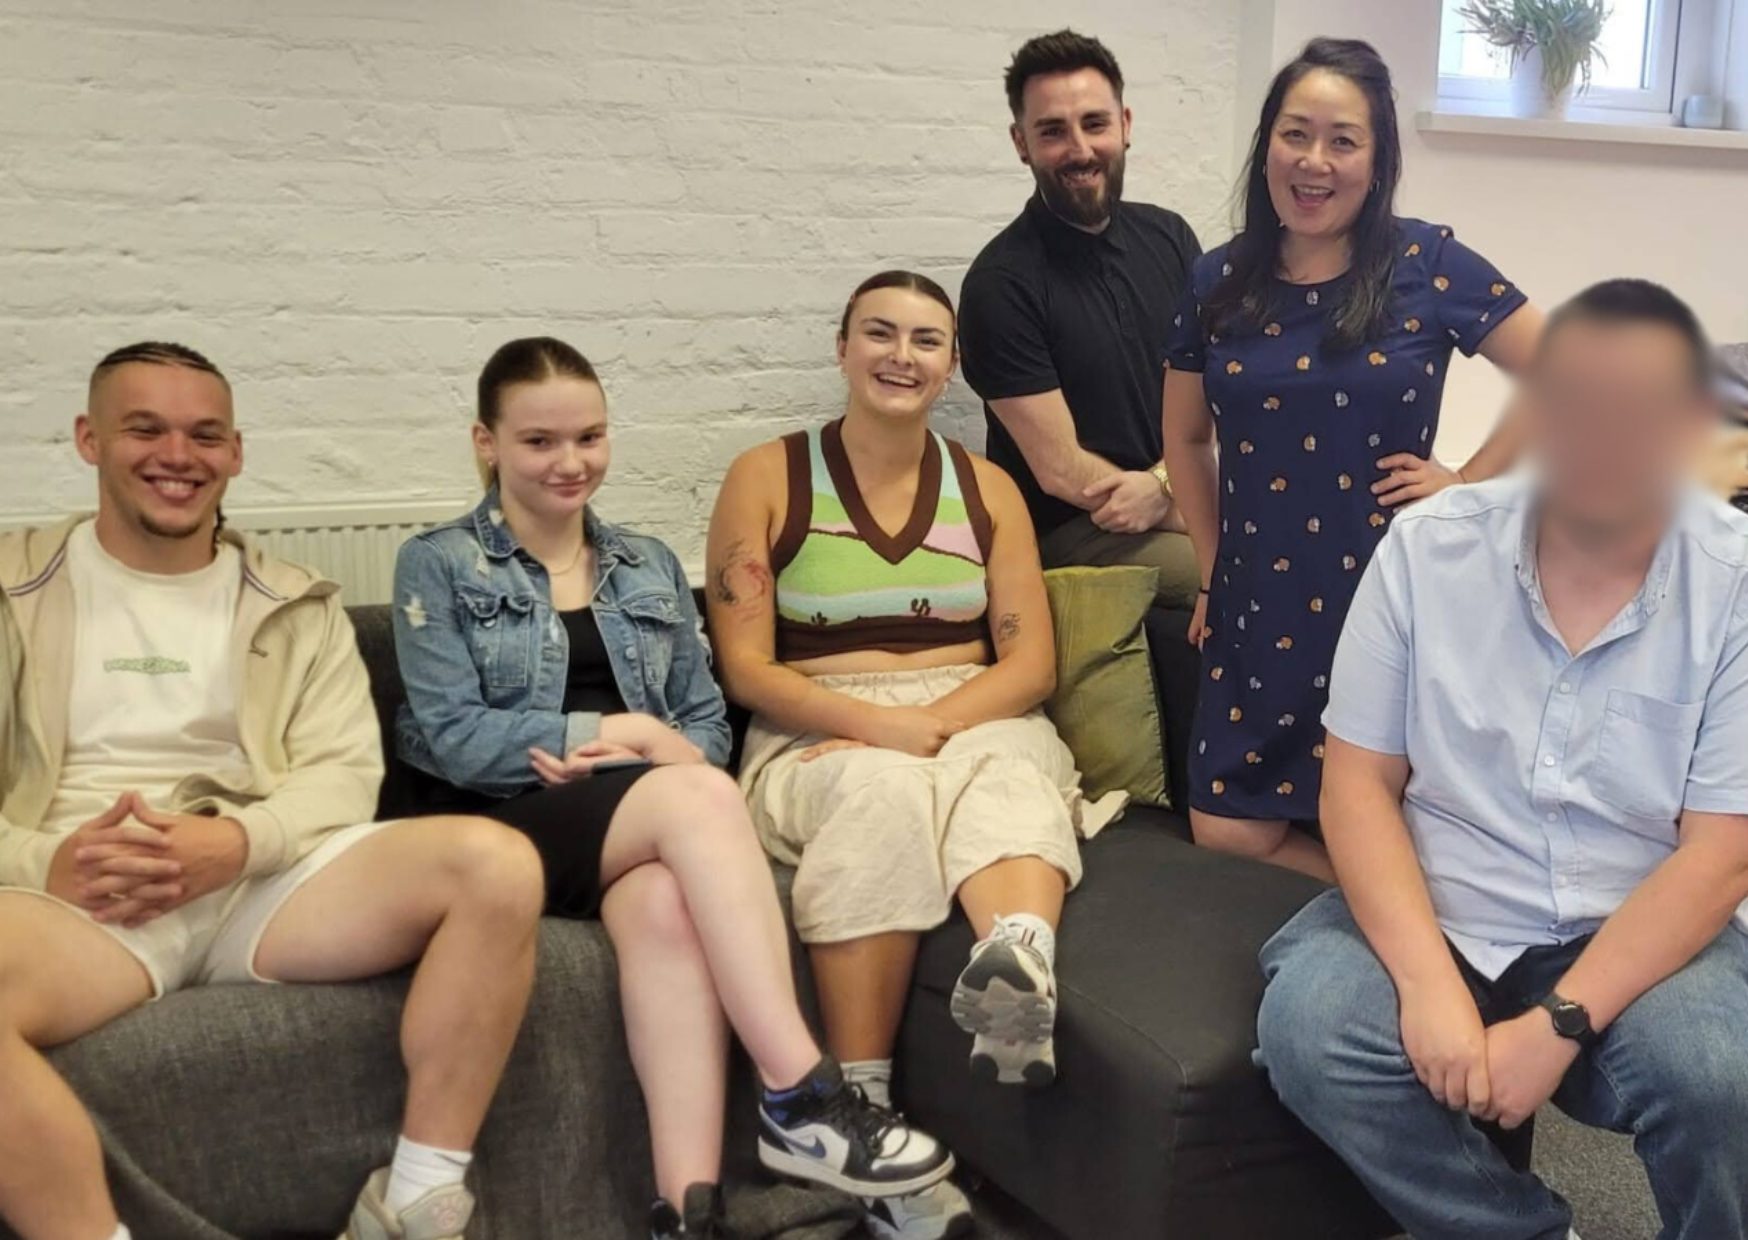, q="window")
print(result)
[1437,0,1683,114]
